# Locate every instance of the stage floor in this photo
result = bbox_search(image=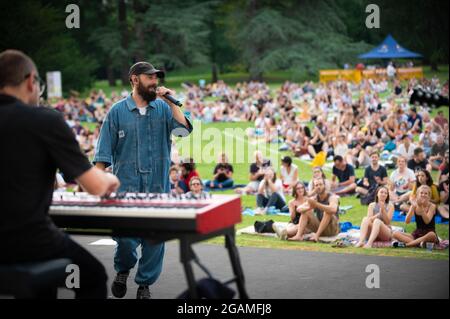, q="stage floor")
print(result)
[57,235,449,299]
